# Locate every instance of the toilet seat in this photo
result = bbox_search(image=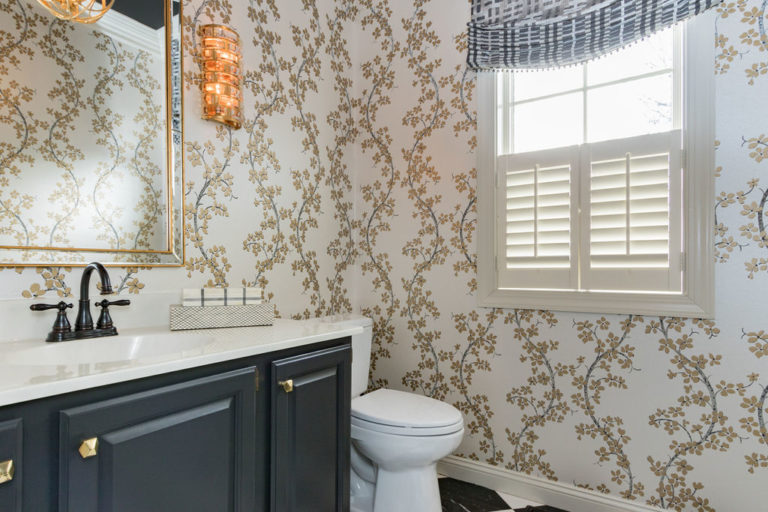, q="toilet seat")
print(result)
[352,415,463,436]
[351,389,464,436]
